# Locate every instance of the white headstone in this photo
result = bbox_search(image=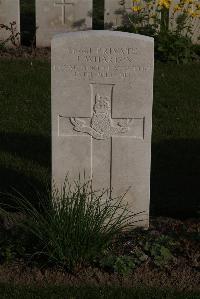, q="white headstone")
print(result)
[36,0,93,47]
[0,0,20,47]
[104,0,133,29]
[192,19,200,44]
[52,31,154,227]
[169,0,200,44]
